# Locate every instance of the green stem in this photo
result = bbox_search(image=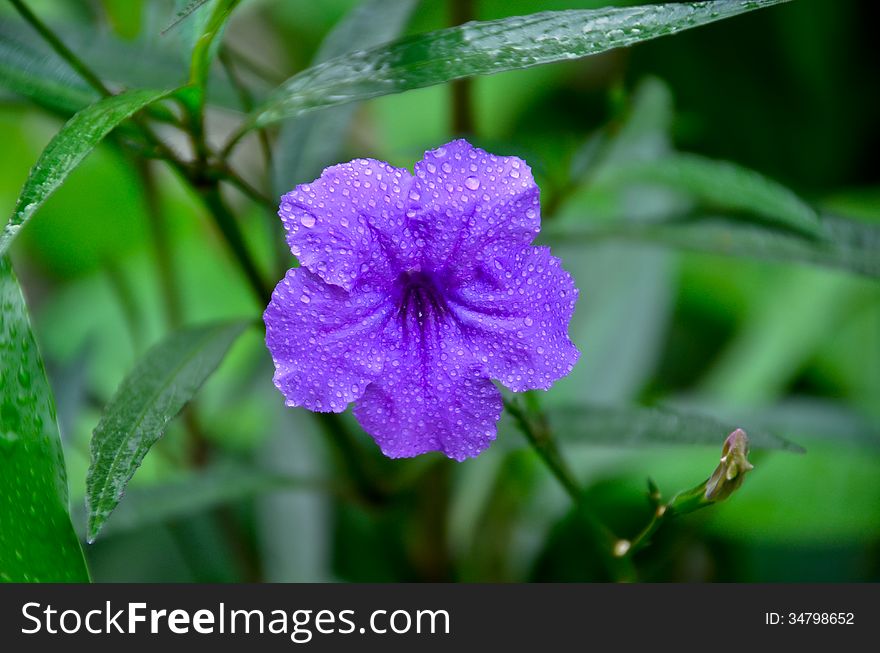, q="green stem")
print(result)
[449,0,475,135]
[10,0,184,156]
[219,47,273,181]
[209,163,274,208]
[136,159,183,328]
[313,412,388,507]
[504,396,636,581]
[9,0,112,97]
[199,183,272,303]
